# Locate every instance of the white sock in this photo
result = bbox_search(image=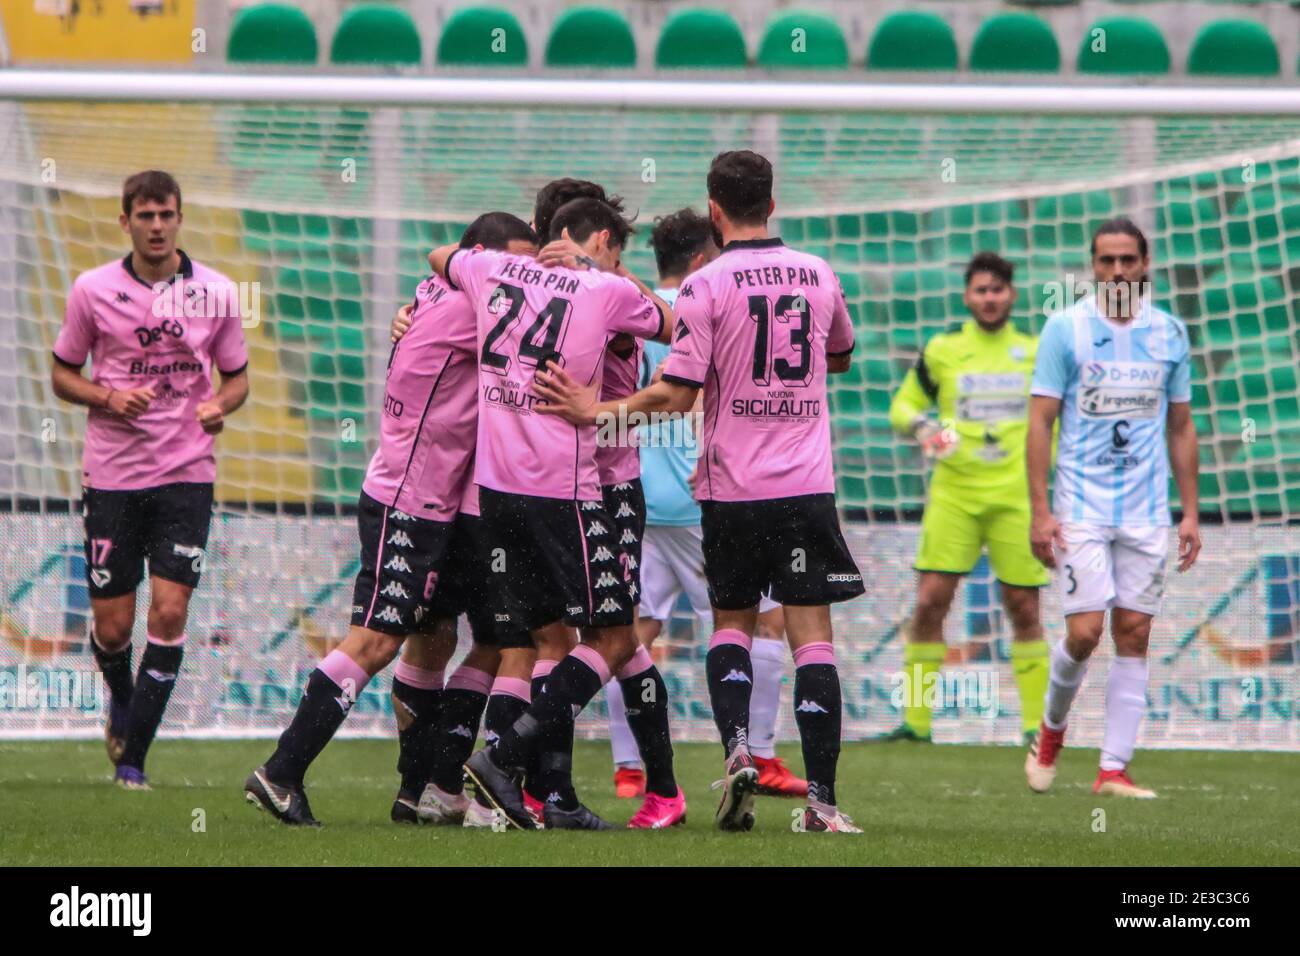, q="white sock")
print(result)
[604,679,642,769]
[1100,656,1149,771]
[1044,639,1090,731]
[749,637,786,759]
